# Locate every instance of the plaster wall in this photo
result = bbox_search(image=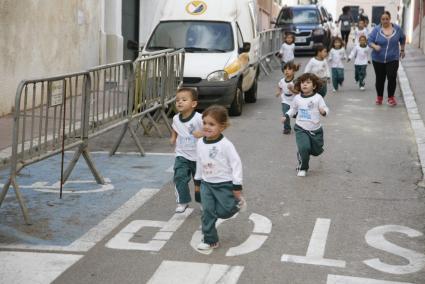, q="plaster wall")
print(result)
[0,0,103,116]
